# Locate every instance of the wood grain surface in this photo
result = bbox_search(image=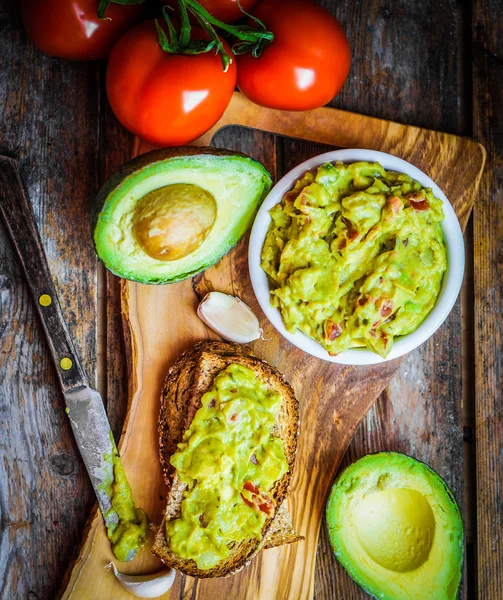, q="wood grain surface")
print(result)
[472,0,503,597]
[0,0,500,598]
[0,157,89,394]
[59,94,483,600]
[0,2,99,598]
